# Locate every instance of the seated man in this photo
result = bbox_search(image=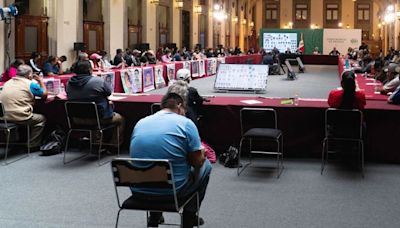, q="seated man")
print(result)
[388,84,400,104]
[130,87,212,228]
[380,63,400,95]
[66,61,125,150]
[43,56,63,76]
[0,65,48,151]
[329,47,341,56]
